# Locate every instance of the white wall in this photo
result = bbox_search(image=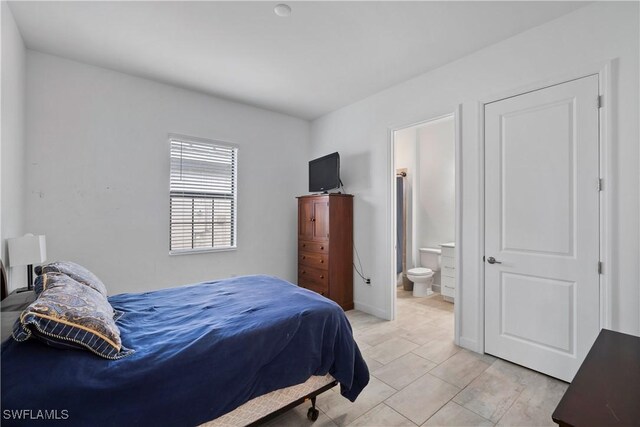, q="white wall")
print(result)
[416,116,455,250]
[1,2,27,291]
[393,127,415,270]
[25,52,310,295]
[394,117,456,271]
[311,2,640,346]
